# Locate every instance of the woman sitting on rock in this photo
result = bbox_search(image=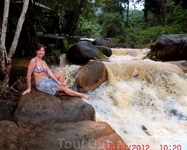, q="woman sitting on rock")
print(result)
[22,44,90,99]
